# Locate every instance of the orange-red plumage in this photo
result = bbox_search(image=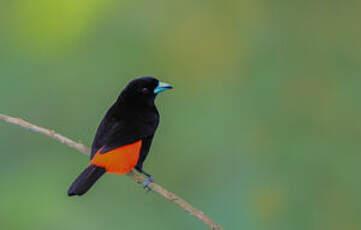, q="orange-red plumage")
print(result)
[90,140,142,174]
